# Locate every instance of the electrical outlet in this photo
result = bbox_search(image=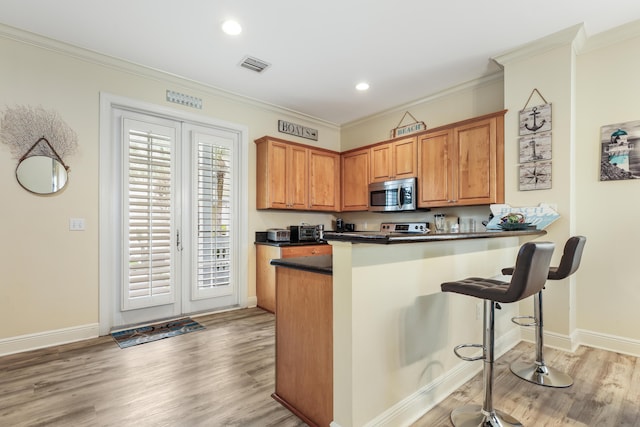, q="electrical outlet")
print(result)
[476,302,483,320]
